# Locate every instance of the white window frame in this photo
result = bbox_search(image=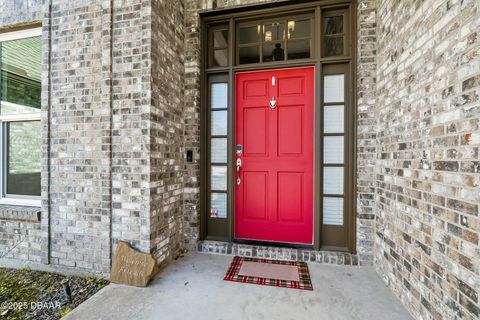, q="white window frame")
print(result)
[0,27,42,207]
